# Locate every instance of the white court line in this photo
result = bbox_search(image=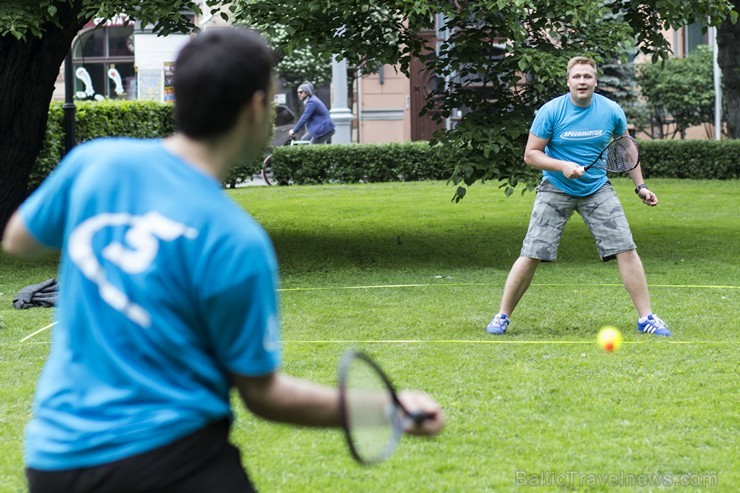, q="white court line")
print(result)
[19,280,735,343]
[279,282,739,292]
[20,321,58,342]
[282,339,728,345]
[21,333,735,346]
[18,335,728,346]
[19,340,730,346]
